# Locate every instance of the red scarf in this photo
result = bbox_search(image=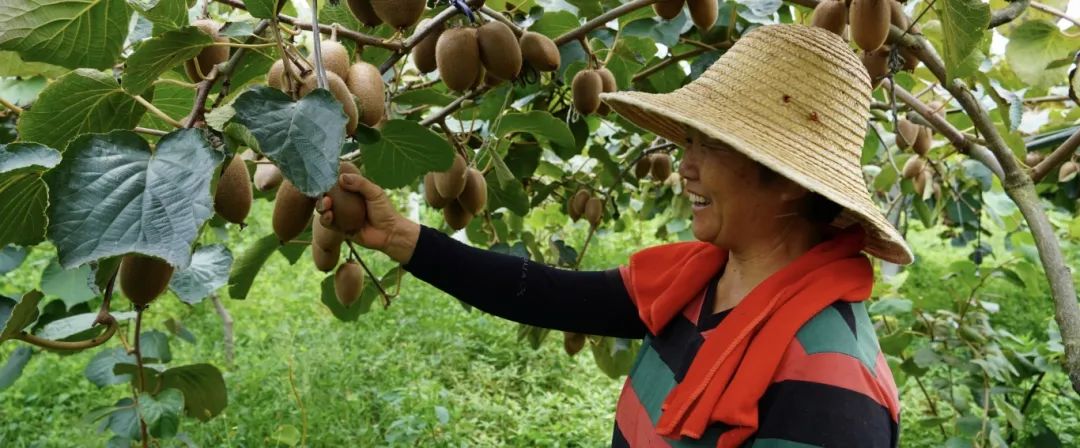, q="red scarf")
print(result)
[619,227,874,447]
